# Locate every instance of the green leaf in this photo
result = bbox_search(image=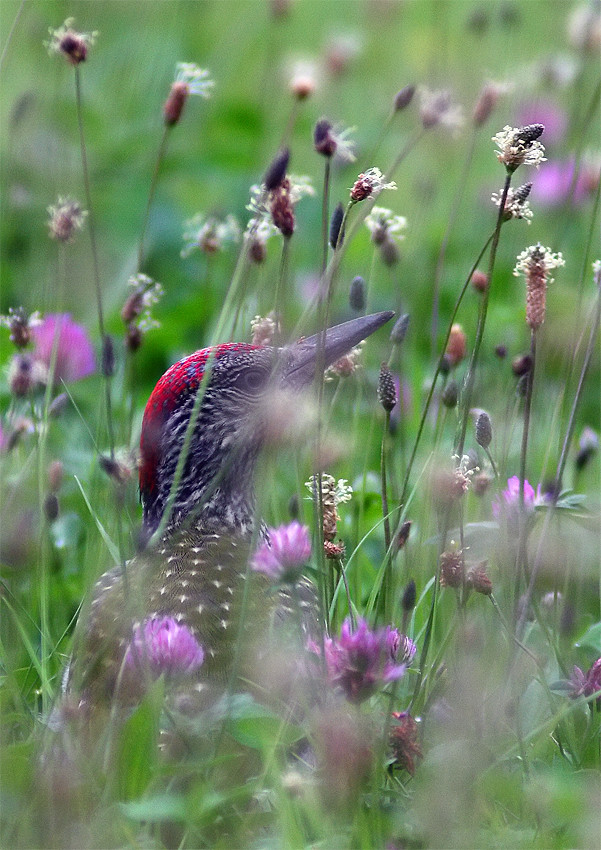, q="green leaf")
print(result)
[575,622,601,654]
[226,699,304,750]
[116,677,164,801]
[74,475,120,565]
[120,793,187,823]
